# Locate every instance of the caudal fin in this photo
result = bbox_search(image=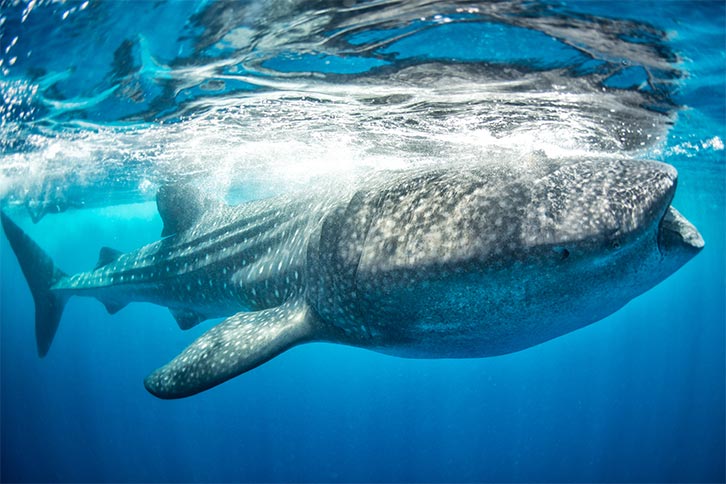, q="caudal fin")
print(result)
[1,212,68,357]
